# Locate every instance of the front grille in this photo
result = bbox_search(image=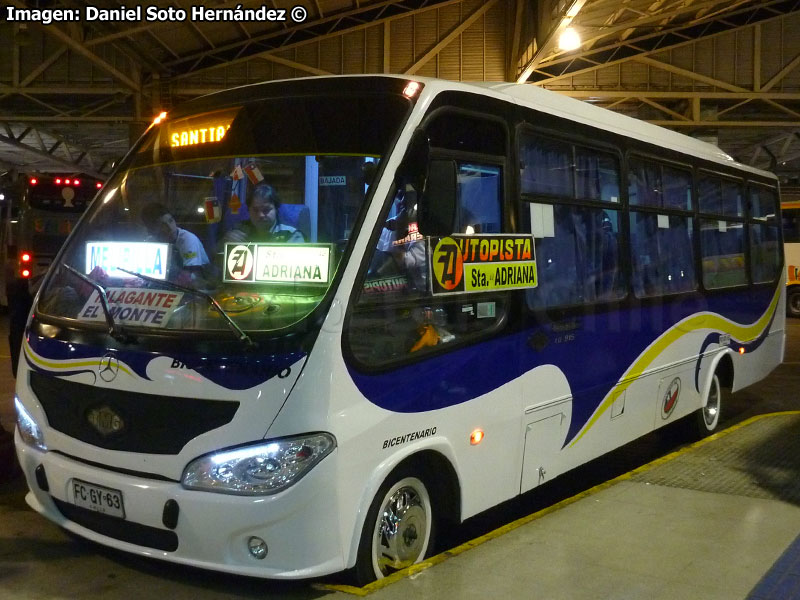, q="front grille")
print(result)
[52,498,179,552]
[31,371,239,454]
